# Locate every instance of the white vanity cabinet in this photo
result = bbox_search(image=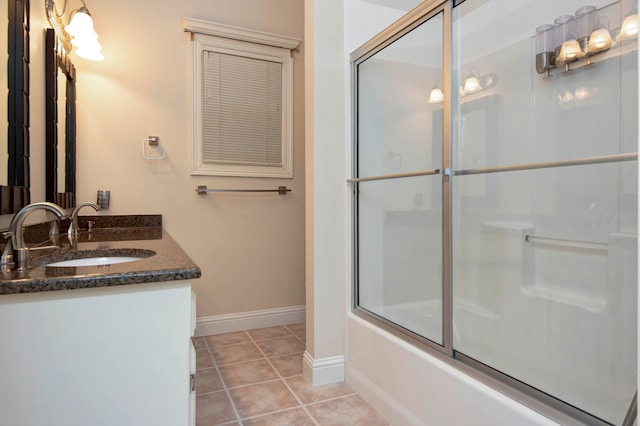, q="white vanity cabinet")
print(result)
[0,281,196,426]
